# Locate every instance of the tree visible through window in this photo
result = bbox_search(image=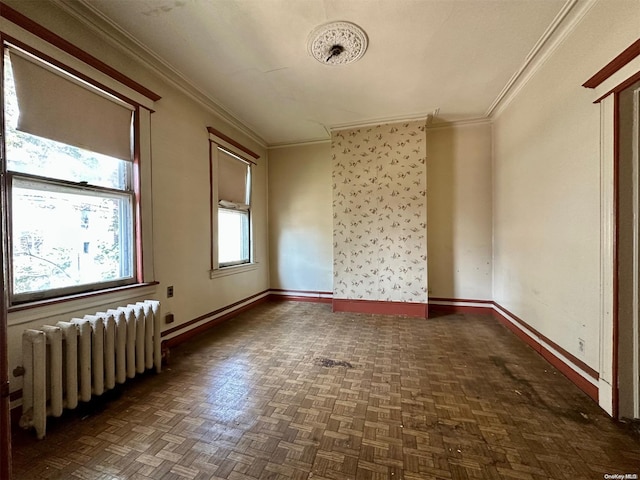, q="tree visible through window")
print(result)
[3,46,136,302]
